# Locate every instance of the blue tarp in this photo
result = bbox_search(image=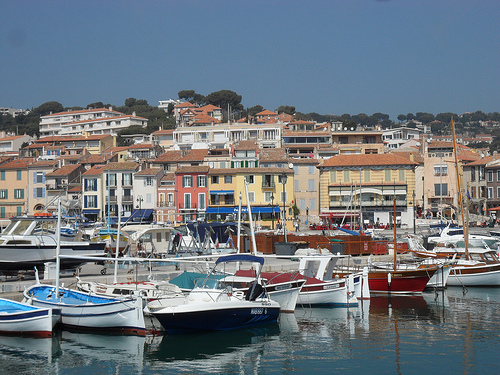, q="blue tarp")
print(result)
[82,209,100,215]
[129,209,153,221]
[187,222,237,244]
[169,271,225,290]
